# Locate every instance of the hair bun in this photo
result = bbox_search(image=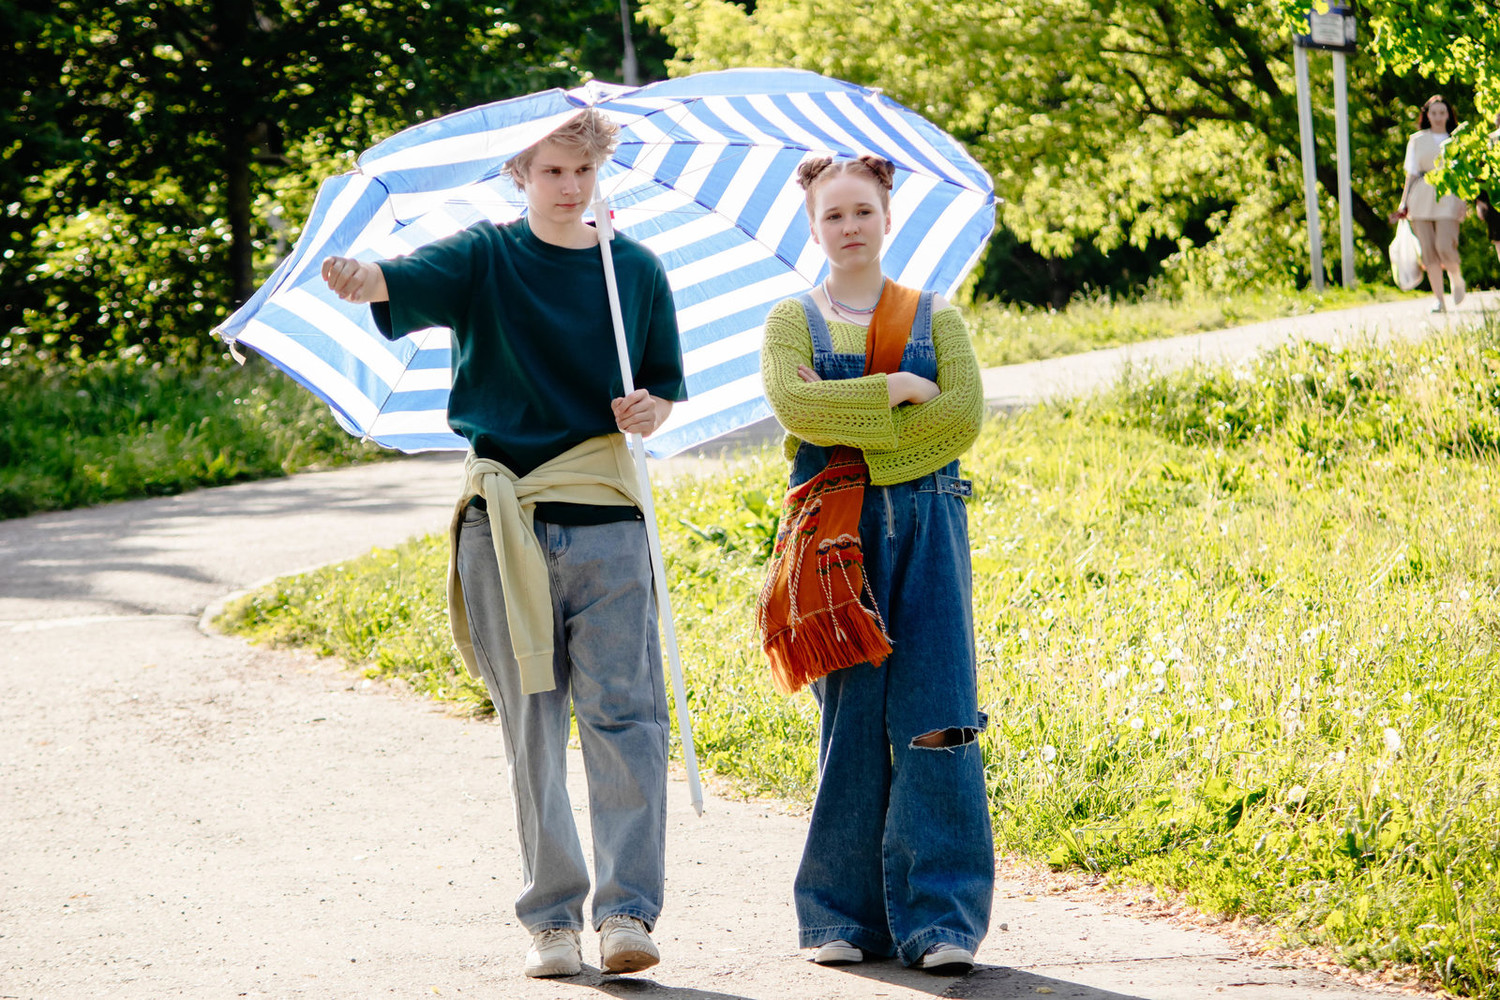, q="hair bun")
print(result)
[796,156,835,190]
[856,154,895,190]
